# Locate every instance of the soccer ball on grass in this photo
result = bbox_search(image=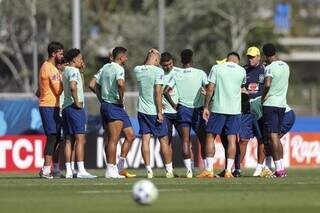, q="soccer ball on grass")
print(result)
[132,180,158,205]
